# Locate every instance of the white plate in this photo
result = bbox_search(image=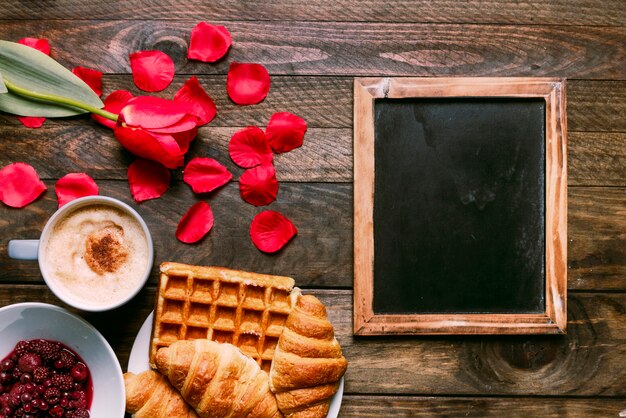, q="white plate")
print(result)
[128,312,344,417]
[0,302,125,418]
